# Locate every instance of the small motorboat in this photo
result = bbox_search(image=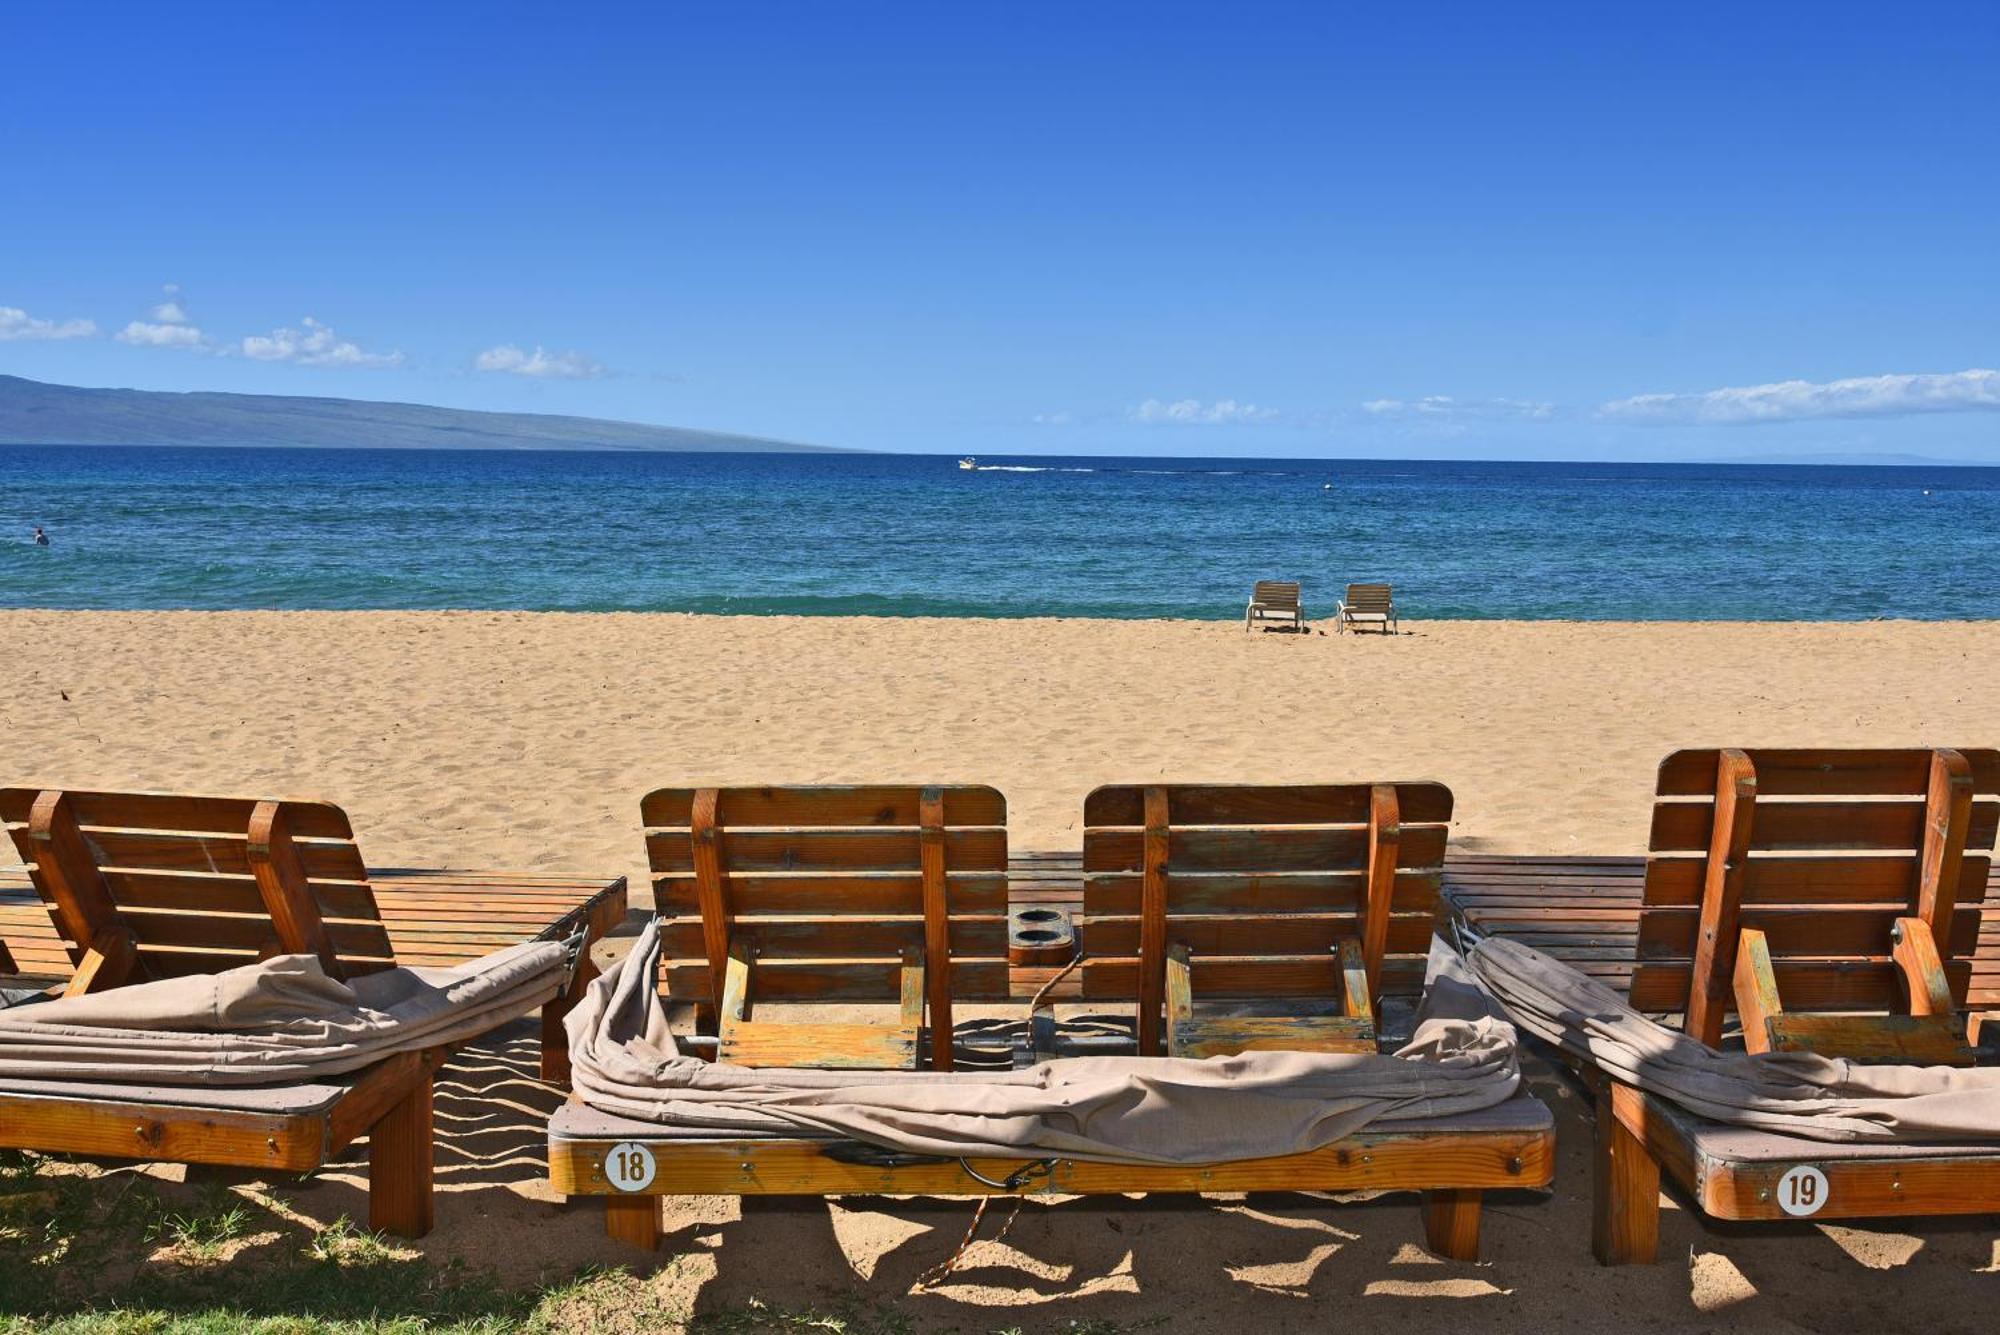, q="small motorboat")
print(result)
[958,456,978,471]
